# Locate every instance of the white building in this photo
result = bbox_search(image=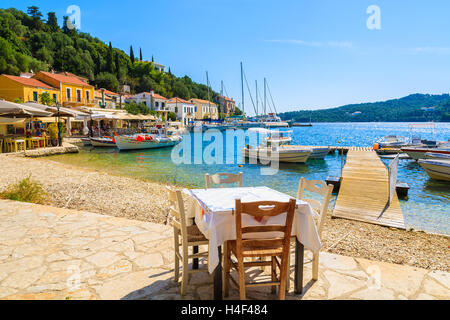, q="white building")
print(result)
[166,97,195,126]
[126,91,168,111]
